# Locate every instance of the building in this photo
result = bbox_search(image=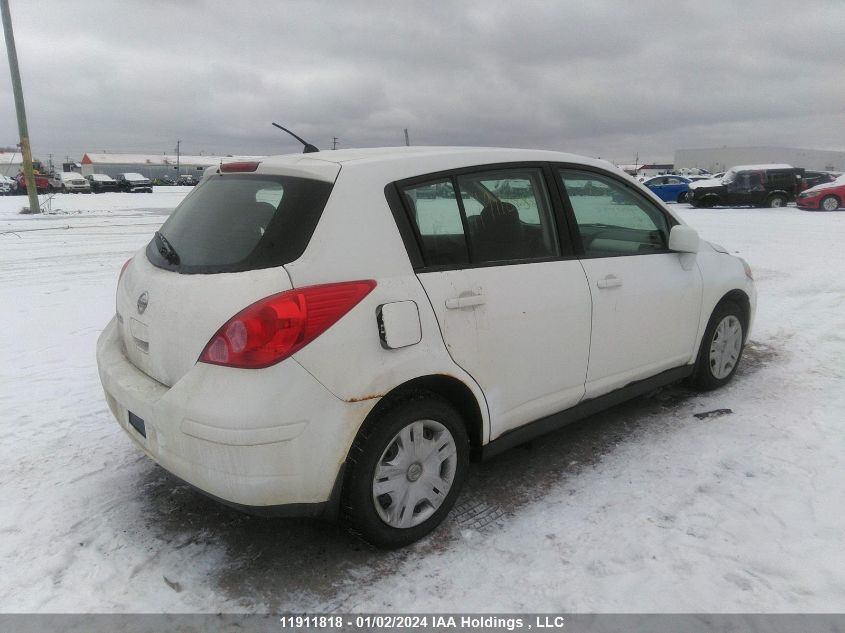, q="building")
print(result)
[674,147,845,173]
[0,152,24,177]
[636,163,674,177]
[614,163,675,177]
[79,152,266,180]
